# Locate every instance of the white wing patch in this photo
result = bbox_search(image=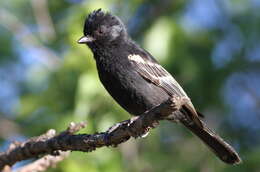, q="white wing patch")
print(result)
[128,54,188,97]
